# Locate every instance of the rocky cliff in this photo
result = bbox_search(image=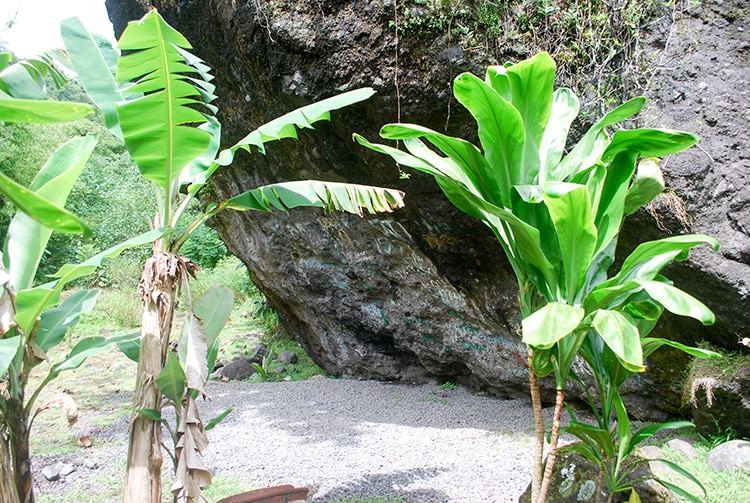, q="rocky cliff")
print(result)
[106,0,749,419]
